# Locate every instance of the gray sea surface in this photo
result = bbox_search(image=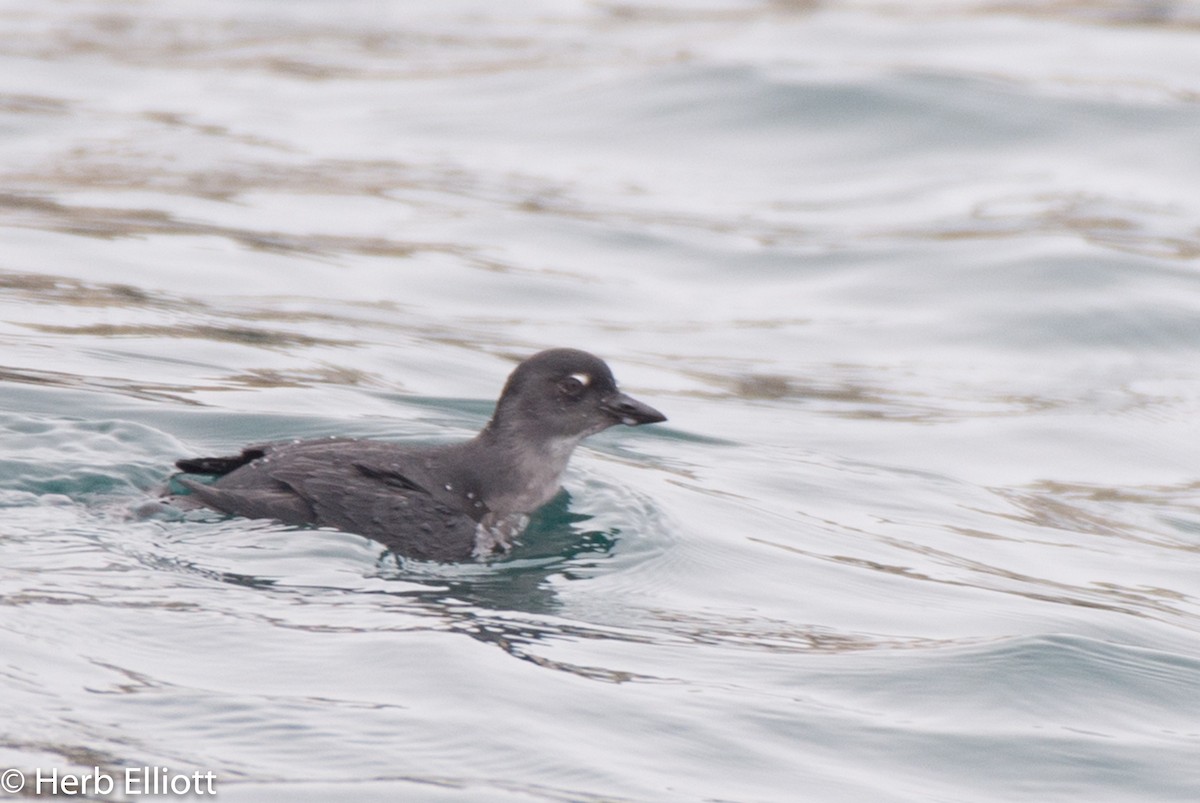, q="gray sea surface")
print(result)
[2,1,1200,801]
